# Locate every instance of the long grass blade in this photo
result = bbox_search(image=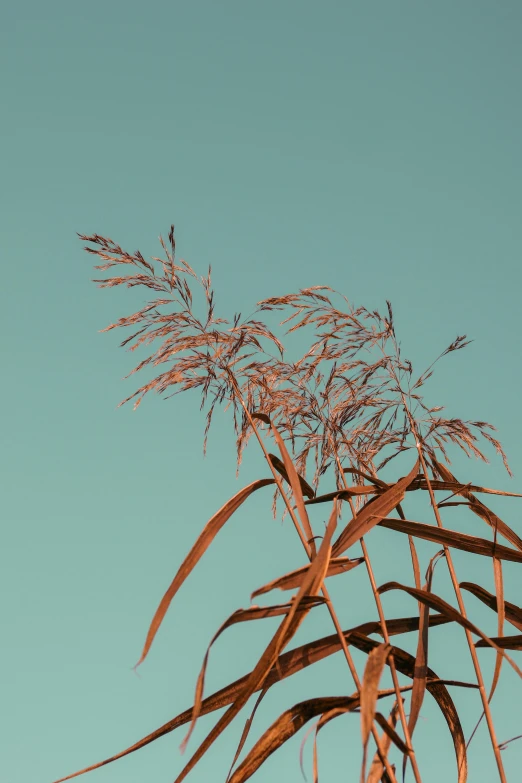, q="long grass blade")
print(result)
[361,644,392,779]
[306,486,378,505]
[225,688,268,783]
[378,582,522,678]
[408,551,444,746]
[343,467,388,488]
[347,632,470,783]
[490,557,505,699]
[408,478,522,498]
[135,478,275,668]
[268,452,315,499]
[268,420,316,553]
[331,461,419,557]
[171,501,338,783]
[379,518,522,563]
[311,707,360,783]
[367,703,400,783]
[251,557,363,599]
[181,597,324,752]
[476,636,522,650]
[432,458,522,551]
[459,582,522,631]
[228,690,402,783]
[308,478,522,507]
[311,703,409,783]
[466,557,507,753]
[374,712,410,755]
